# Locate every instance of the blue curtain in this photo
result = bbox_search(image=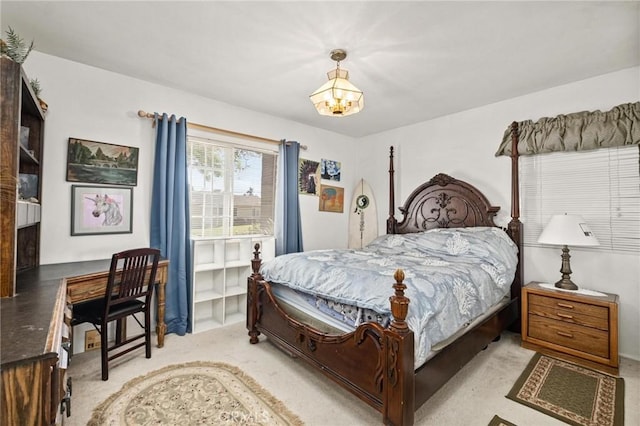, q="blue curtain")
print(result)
[150,113,191,335]
[275,141,303,255]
